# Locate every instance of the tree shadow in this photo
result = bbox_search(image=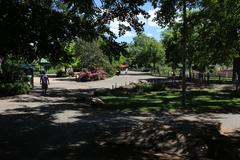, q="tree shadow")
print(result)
[126,72,151,76]
[0,104,232,160]
[98,88,240,114]
[53,77,76,82]
[1,87,240,159]
[1,102,239,159]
